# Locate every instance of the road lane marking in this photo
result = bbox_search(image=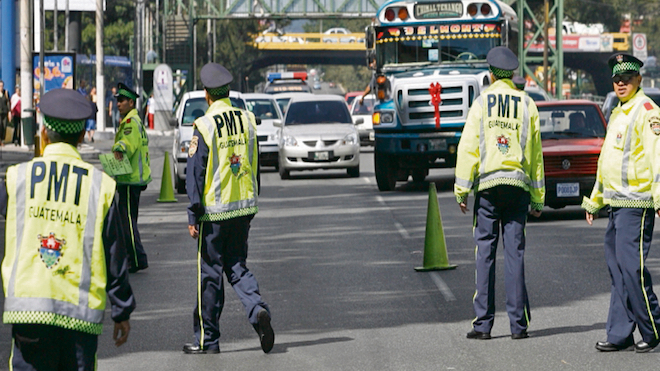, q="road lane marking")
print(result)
[430,272,456,301]
[394,221,410,239]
